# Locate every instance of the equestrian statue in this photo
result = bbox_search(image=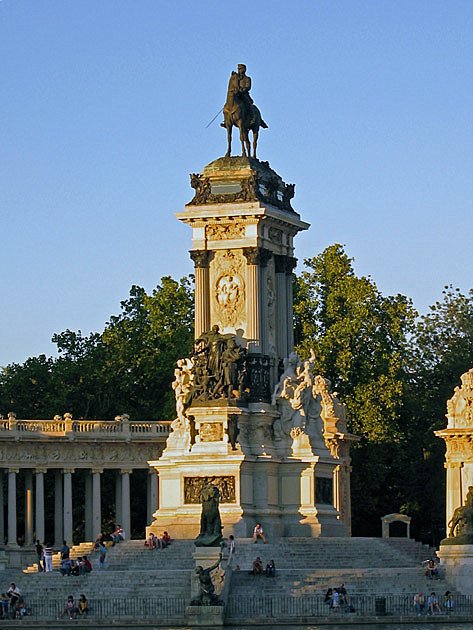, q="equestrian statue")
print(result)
[221,64,268,159]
